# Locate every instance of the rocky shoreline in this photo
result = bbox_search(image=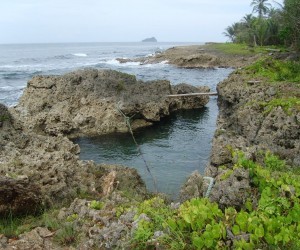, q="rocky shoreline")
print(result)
[1,45,299,249]
[117,43,260,69]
